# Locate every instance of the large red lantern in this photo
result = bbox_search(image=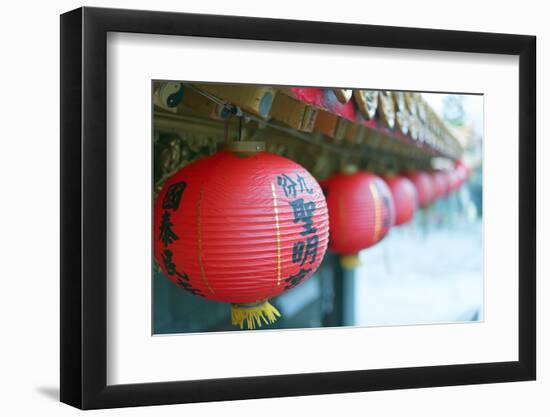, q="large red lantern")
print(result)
[383,175,417,226]
[323,171,395,267]
[405,171,434,208]
[154,150,329,329]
